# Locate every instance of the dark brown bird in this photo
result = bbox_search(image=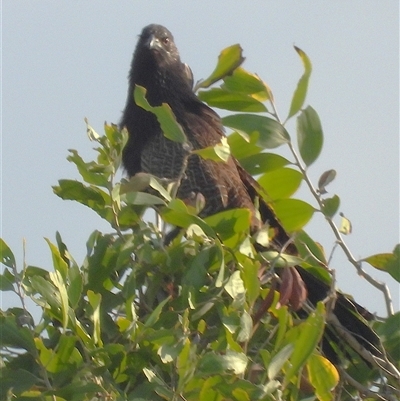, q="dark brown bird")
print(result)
[120,24,396,374]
